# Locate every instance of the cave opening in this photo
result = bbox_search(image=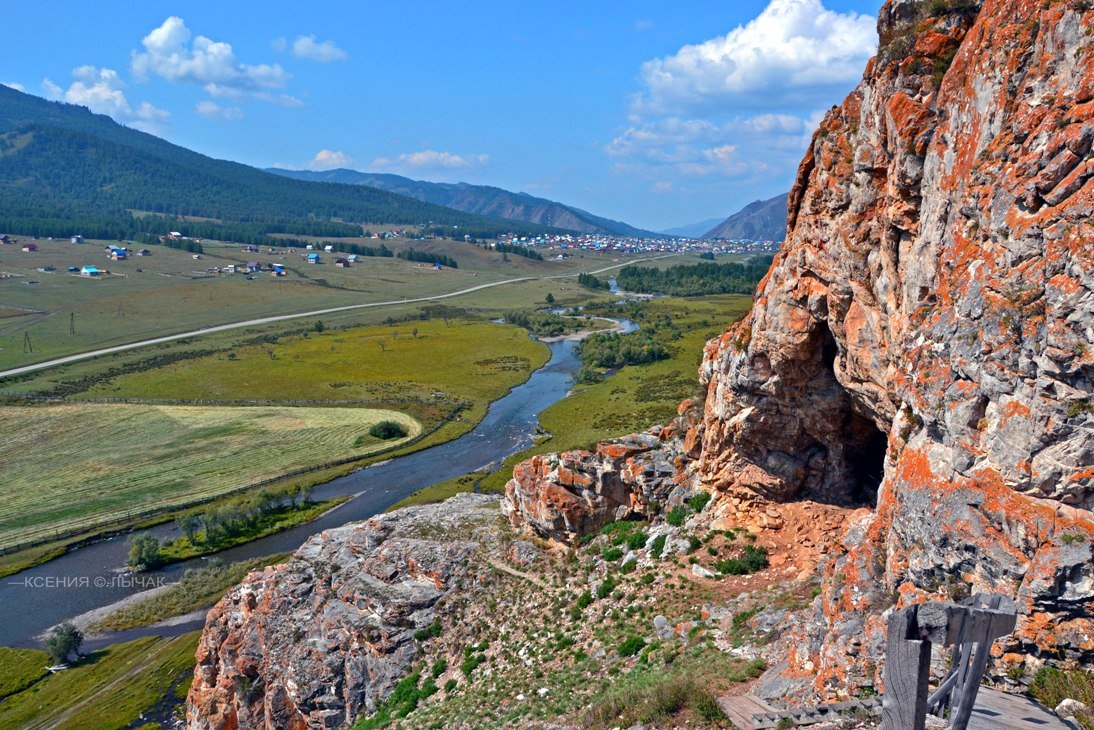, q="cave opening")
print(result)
[817,324,888,506]
[848,416,888,506]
